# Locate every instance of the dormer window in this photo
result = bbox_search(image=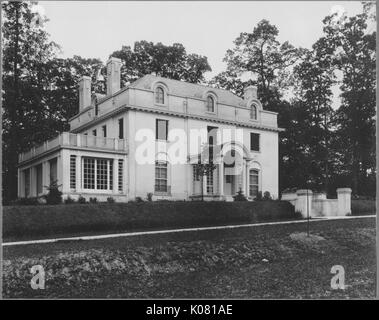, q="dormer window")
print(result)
[250,104,257,120]
[207,96,215,113]
[155,87,165,104]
